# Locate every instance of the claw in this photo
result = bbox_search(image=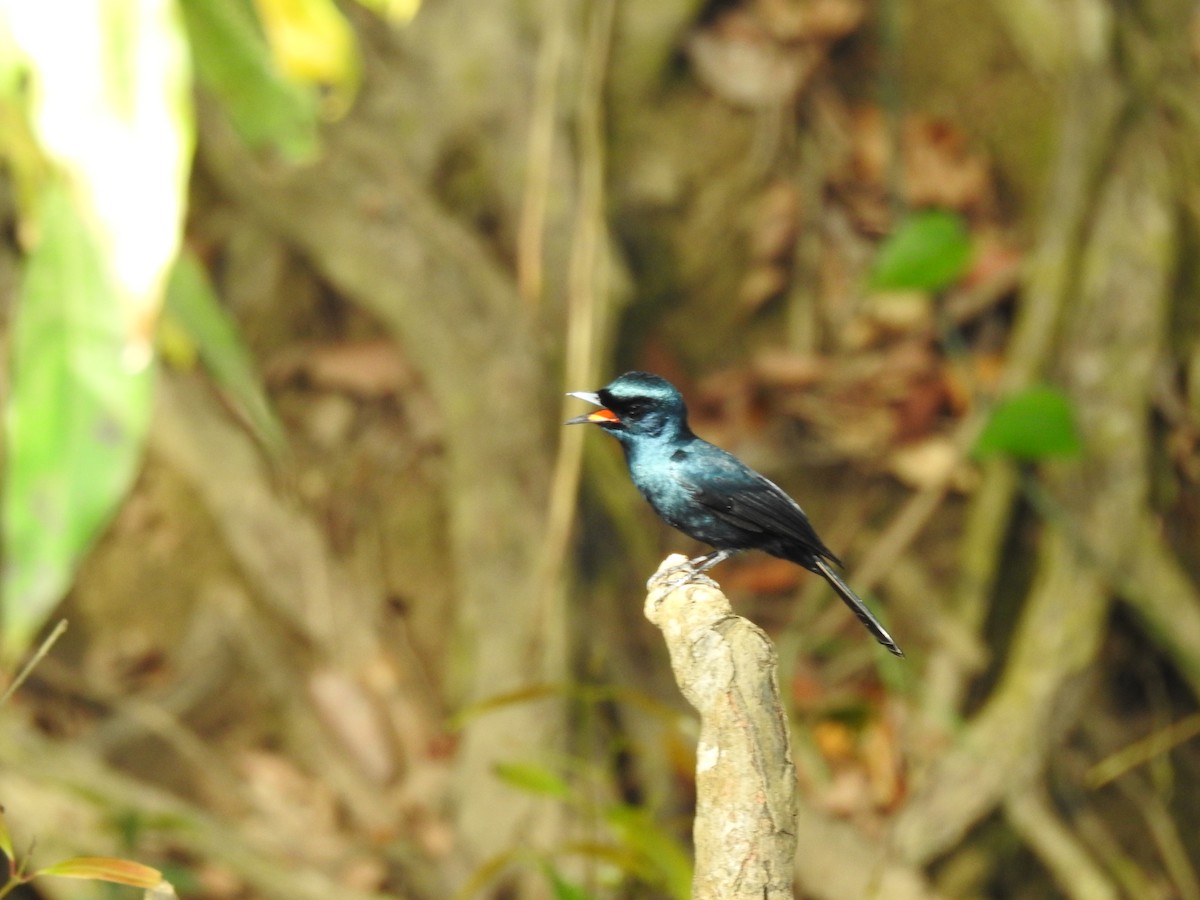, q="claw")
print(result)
[647,563,692,592]
[647,549,737,591]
